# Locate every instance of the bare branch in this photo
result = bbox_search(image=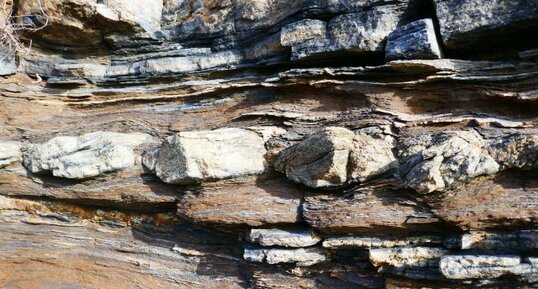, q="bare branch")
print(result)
[1,0,49,56]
